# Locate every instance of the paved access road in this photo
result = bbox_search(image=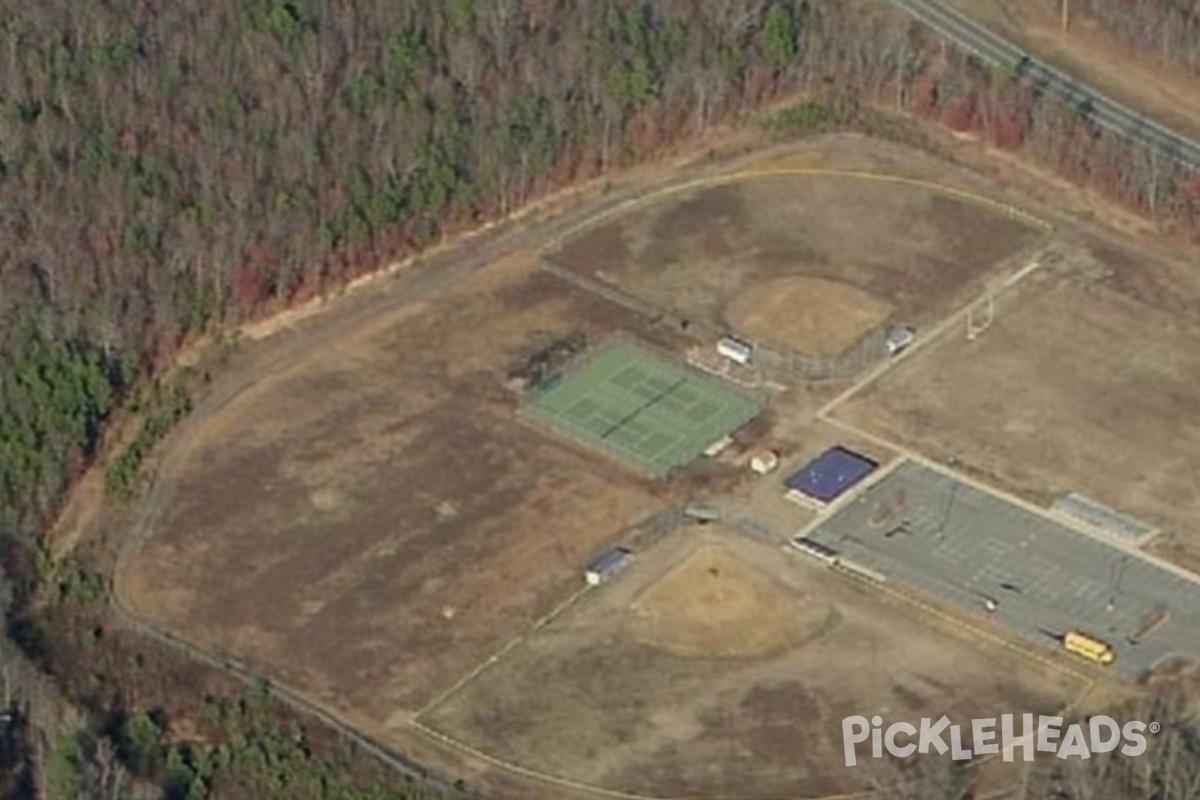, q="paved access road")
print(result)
[805,461,1200,679]
[892,0,1200,168]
